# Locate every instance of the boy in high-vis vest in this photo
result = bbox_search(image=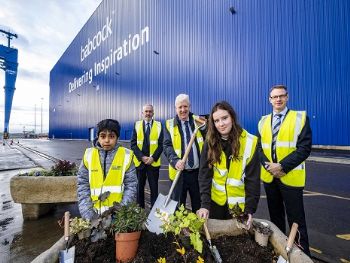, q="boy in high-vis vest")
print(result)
[77,119,137,220]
